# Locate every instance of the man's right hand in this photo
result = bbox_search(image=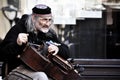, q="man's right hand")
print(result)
[17,33,29,46]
